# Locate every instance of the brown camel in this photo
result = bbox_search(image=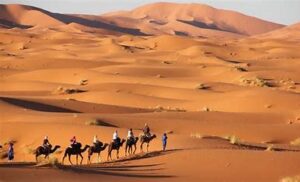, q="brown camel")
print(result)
[87,142,108,164]
[62,143,90,165]
[35,145,60,162]
[125,137,139,156]
[107,139,126,161]
[140,134,156,152]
